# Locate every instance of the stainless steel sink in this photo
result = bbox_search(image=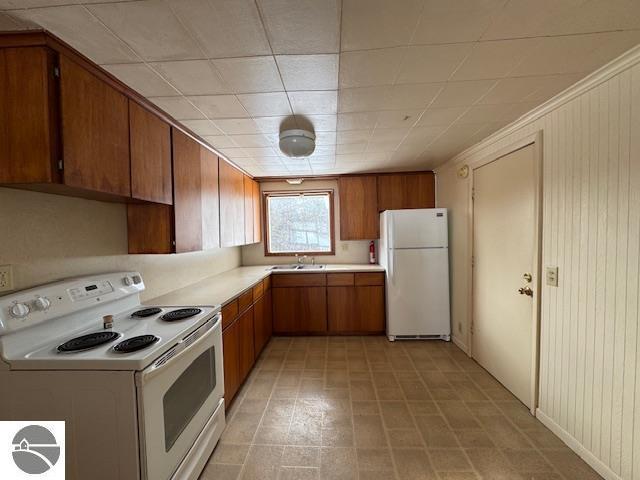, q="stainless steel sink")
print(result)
[296,264,325,270]
[269,264,326,270]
